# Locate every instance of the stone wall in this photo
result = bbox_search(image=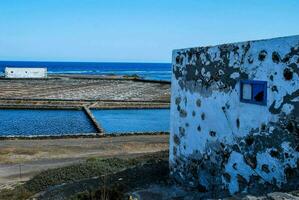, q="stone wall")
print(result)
[170,35,299,196]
